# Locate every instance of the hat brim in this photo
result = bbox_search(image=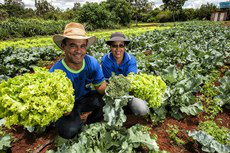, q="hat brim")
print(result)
[53,35,96,50]
[106,36,130,45]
